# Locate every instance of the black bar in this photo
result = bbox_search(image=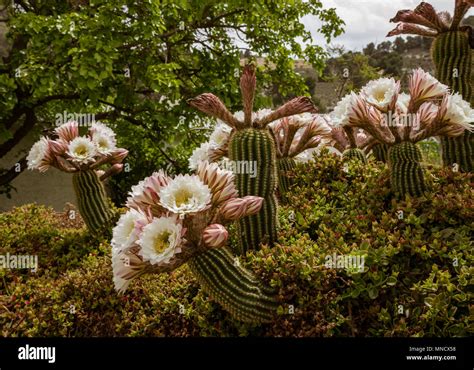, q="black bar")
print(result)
[0,337,472,369]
